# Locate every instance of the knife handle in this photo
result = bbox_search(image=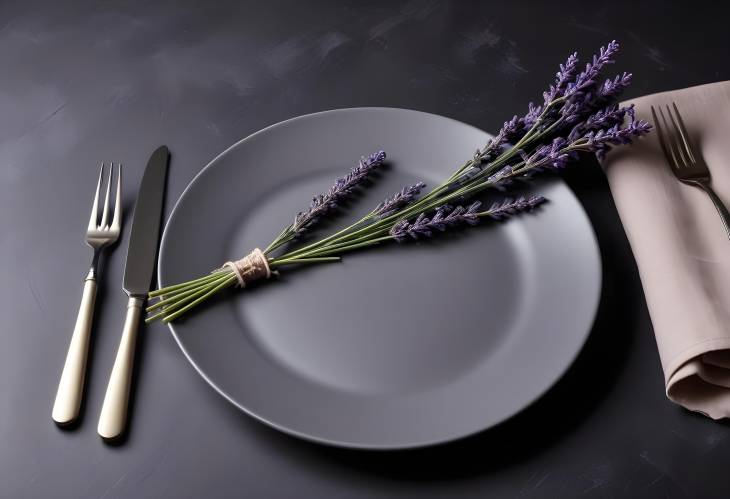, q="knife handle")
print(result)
[52,277,97,425]
[98,296,144,440]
